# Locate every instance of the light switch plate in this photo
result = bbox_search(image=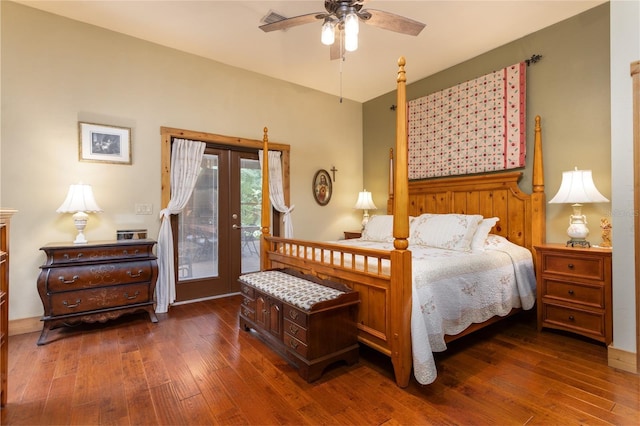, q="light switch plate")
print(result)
[135,203,153,215]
